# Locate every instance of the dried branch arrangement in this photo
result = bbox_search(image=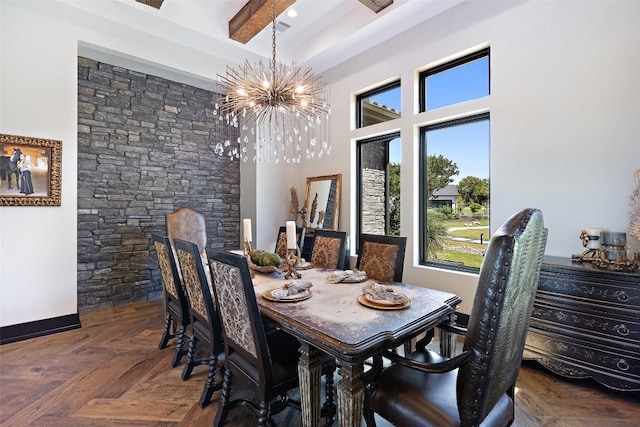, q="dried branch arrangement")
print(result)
[310,193,318,226]
[289,186,308,228]
[289,187,299,221]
